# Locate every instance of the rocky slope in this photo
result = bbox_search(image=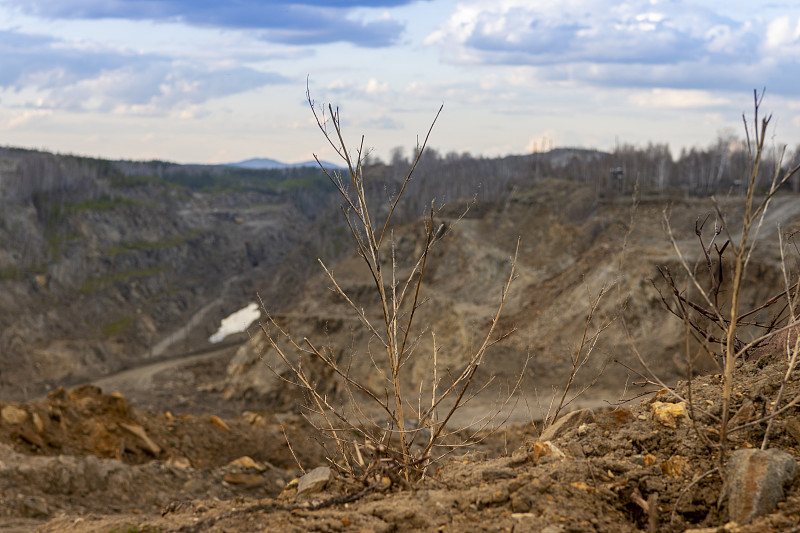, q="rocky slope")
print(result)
[0,147,337,399]
[222,179,800,426]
